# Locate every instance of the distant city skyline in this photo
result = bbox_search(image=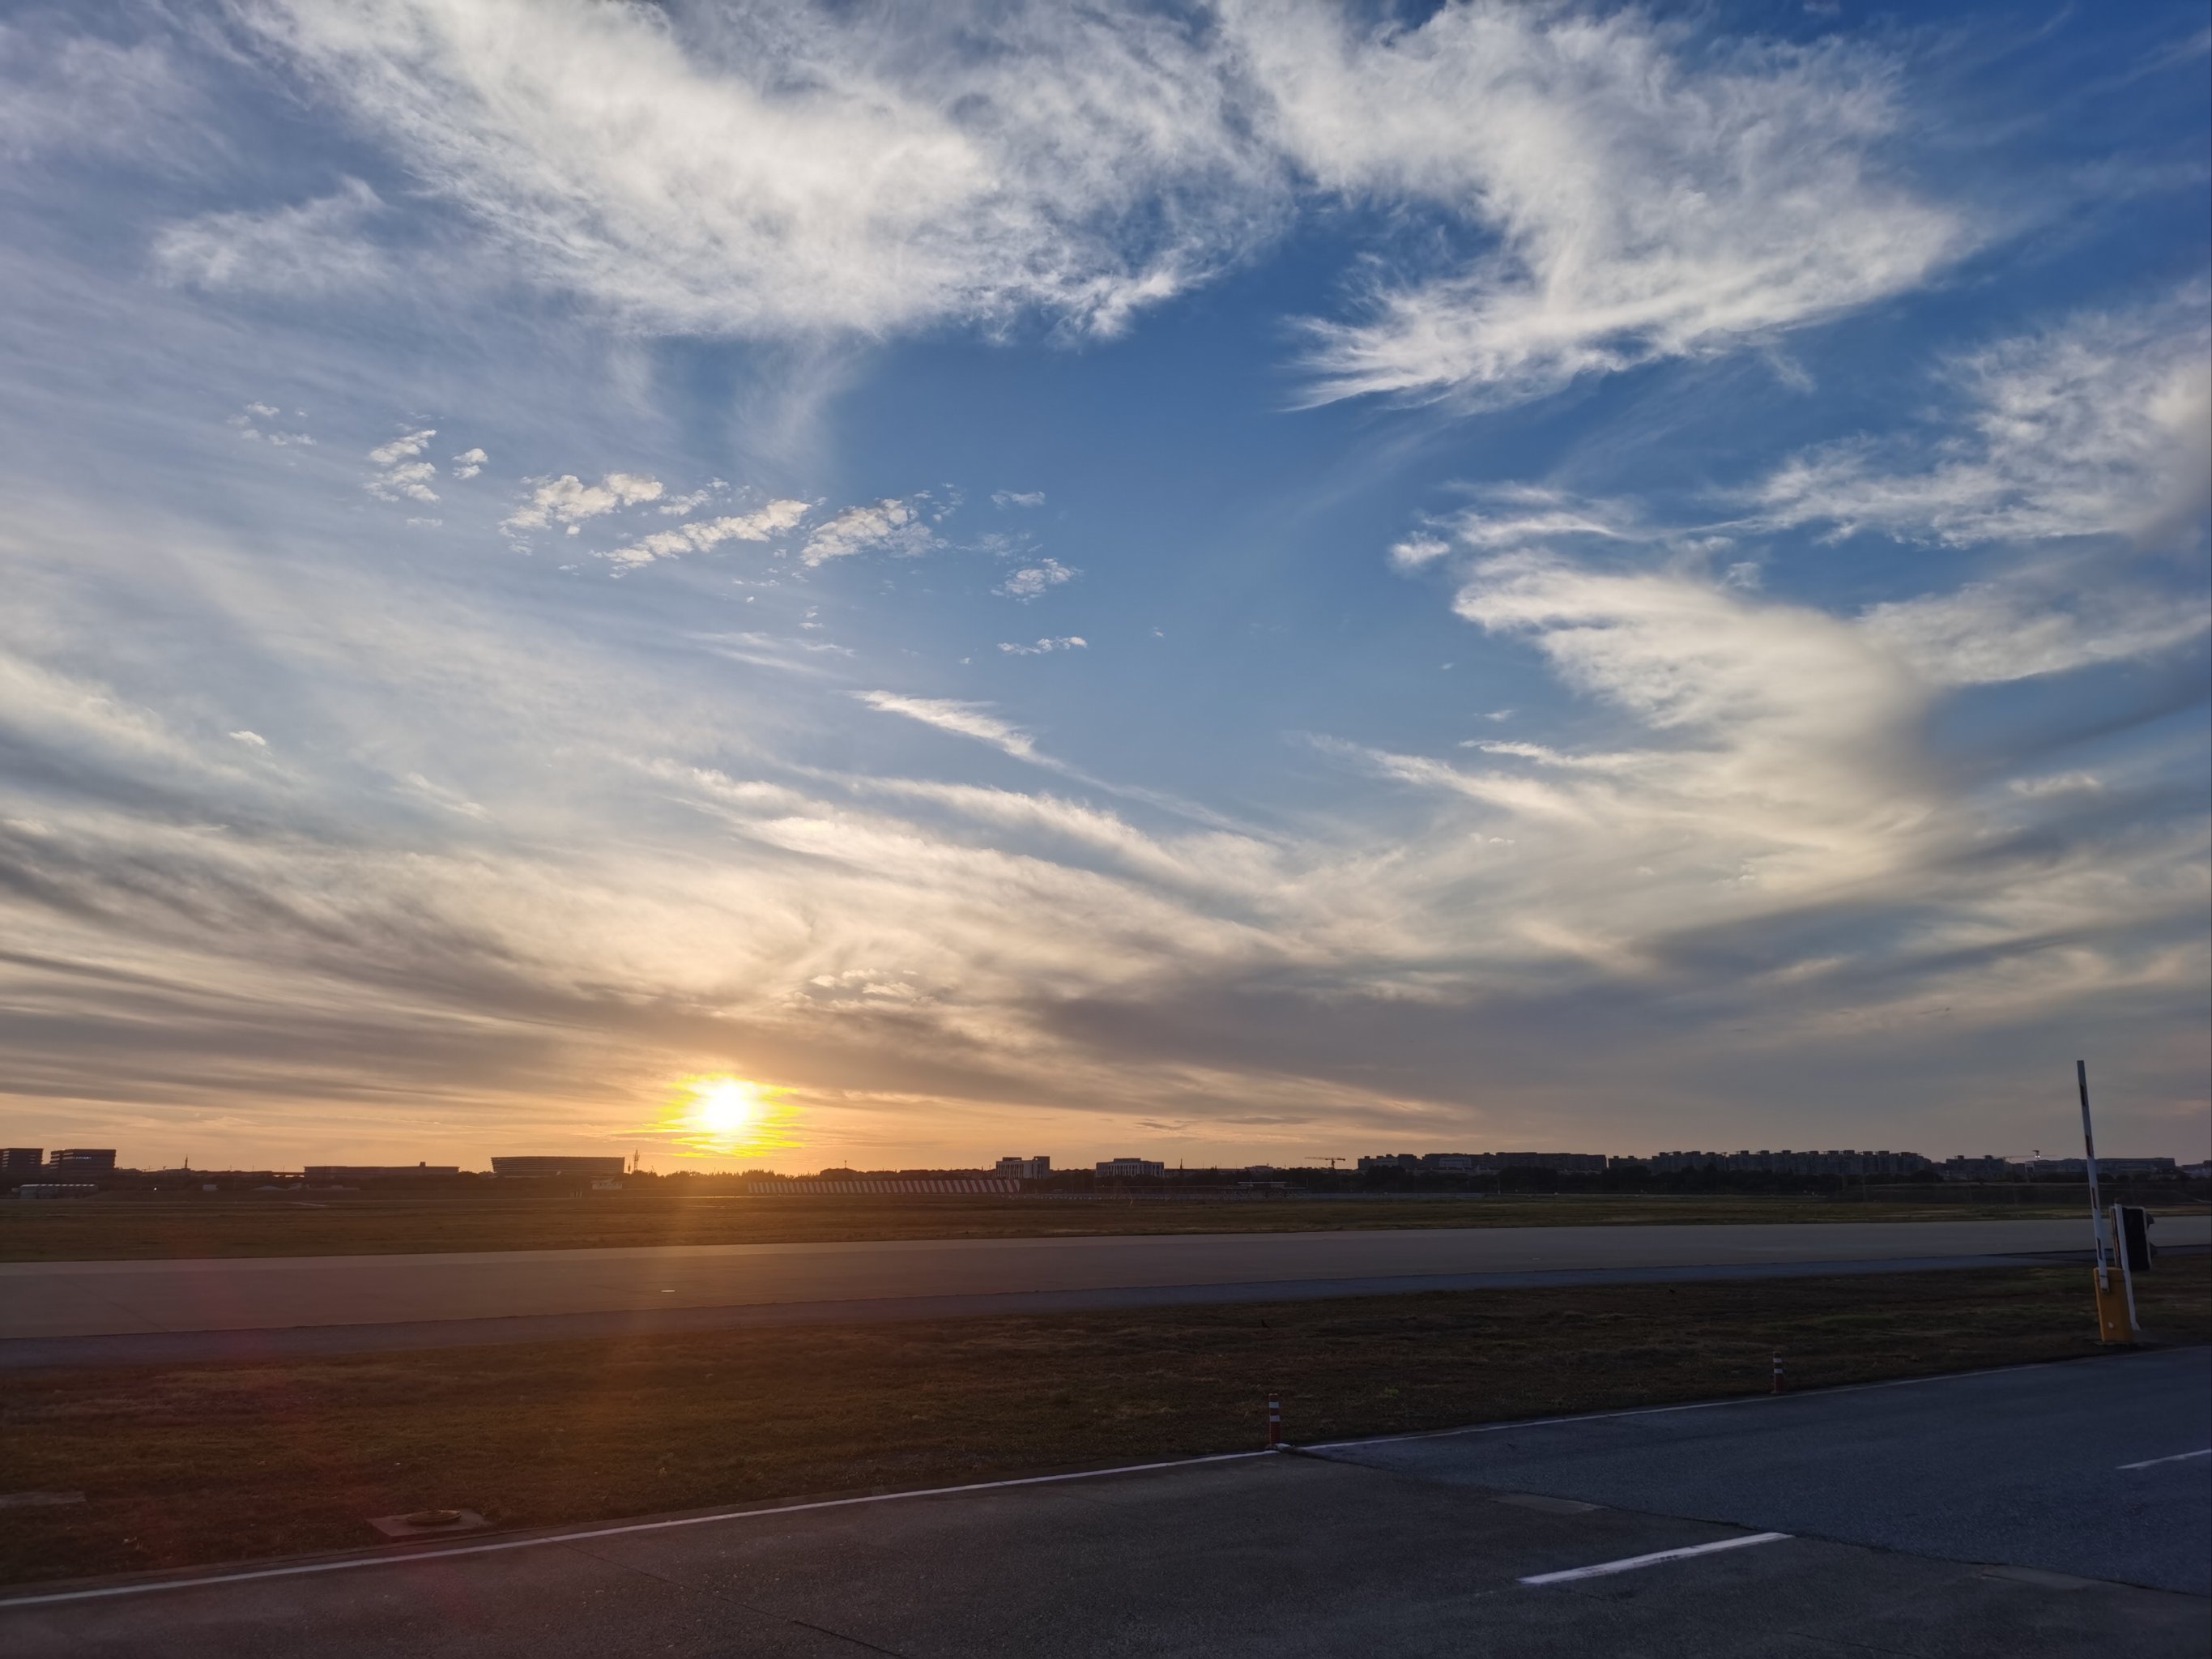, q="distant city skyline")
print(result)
[2,2,2206,1172]
[3,1138,2197,1179]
